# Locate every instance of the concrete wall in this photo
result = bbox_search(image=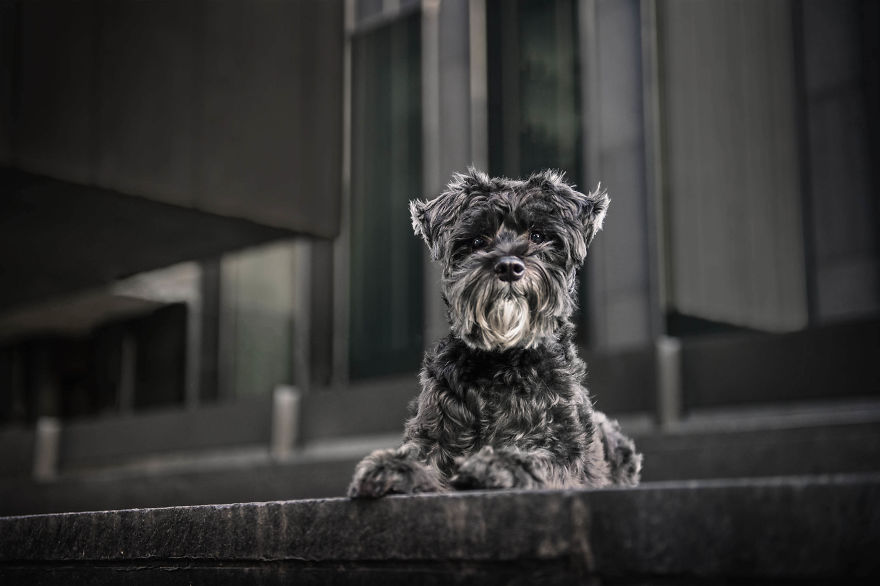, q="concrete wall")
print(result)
[0,1,12,164]
[4,0,343,238]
